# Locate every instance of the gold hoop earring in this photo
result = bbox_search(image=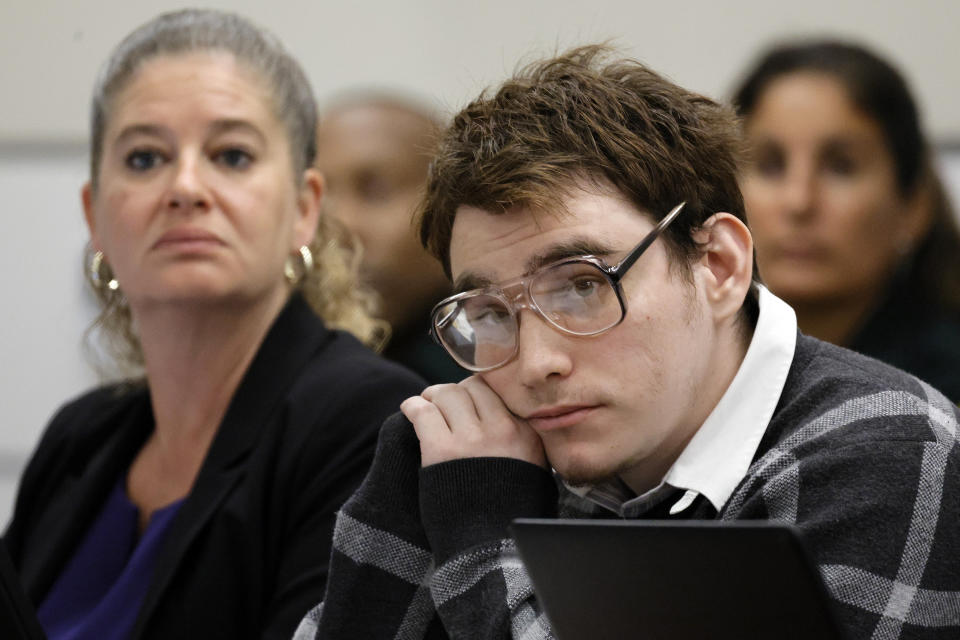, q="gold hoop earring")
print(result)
[89,250,120,292]
[284,245,314,284]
